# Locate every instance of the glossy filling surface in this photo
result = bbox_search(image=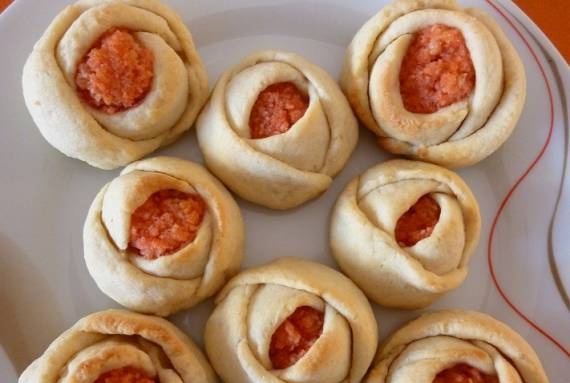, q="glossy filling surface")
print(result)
[249,82,309,139]
[93,367,157,383]
[433,363,499,383]
[395,194,441,247]
[269,306,324,369]
[399,24,476,114]
[128,189,206,260]
[76,28,154,114]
